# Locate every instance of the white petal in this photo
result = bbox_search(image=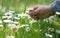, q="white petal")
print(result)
[2,16,8,19]
[6,36,15,38]
[26,27,30,32]
[56,30,60,34]
[56,12,60,15]
[30,19,37,24]
[22,24,28,27]
[45,33,53,38]
[10,24,16,29]
[8,24,12,27]
[14,17,20,20]
[8,16,12,18]
[0,25,3,27]
[3,20,12,23]
[0,20,2,23]
[12,21,19,24]
[16,26,20,28]
[20,24,28,28]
